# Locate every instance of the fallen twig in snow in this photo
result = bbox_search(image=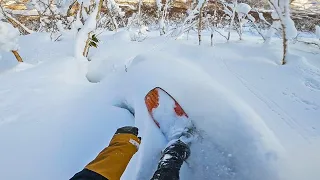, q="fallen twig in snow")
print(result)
[296,39,320,49]
[214,29,228,40]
